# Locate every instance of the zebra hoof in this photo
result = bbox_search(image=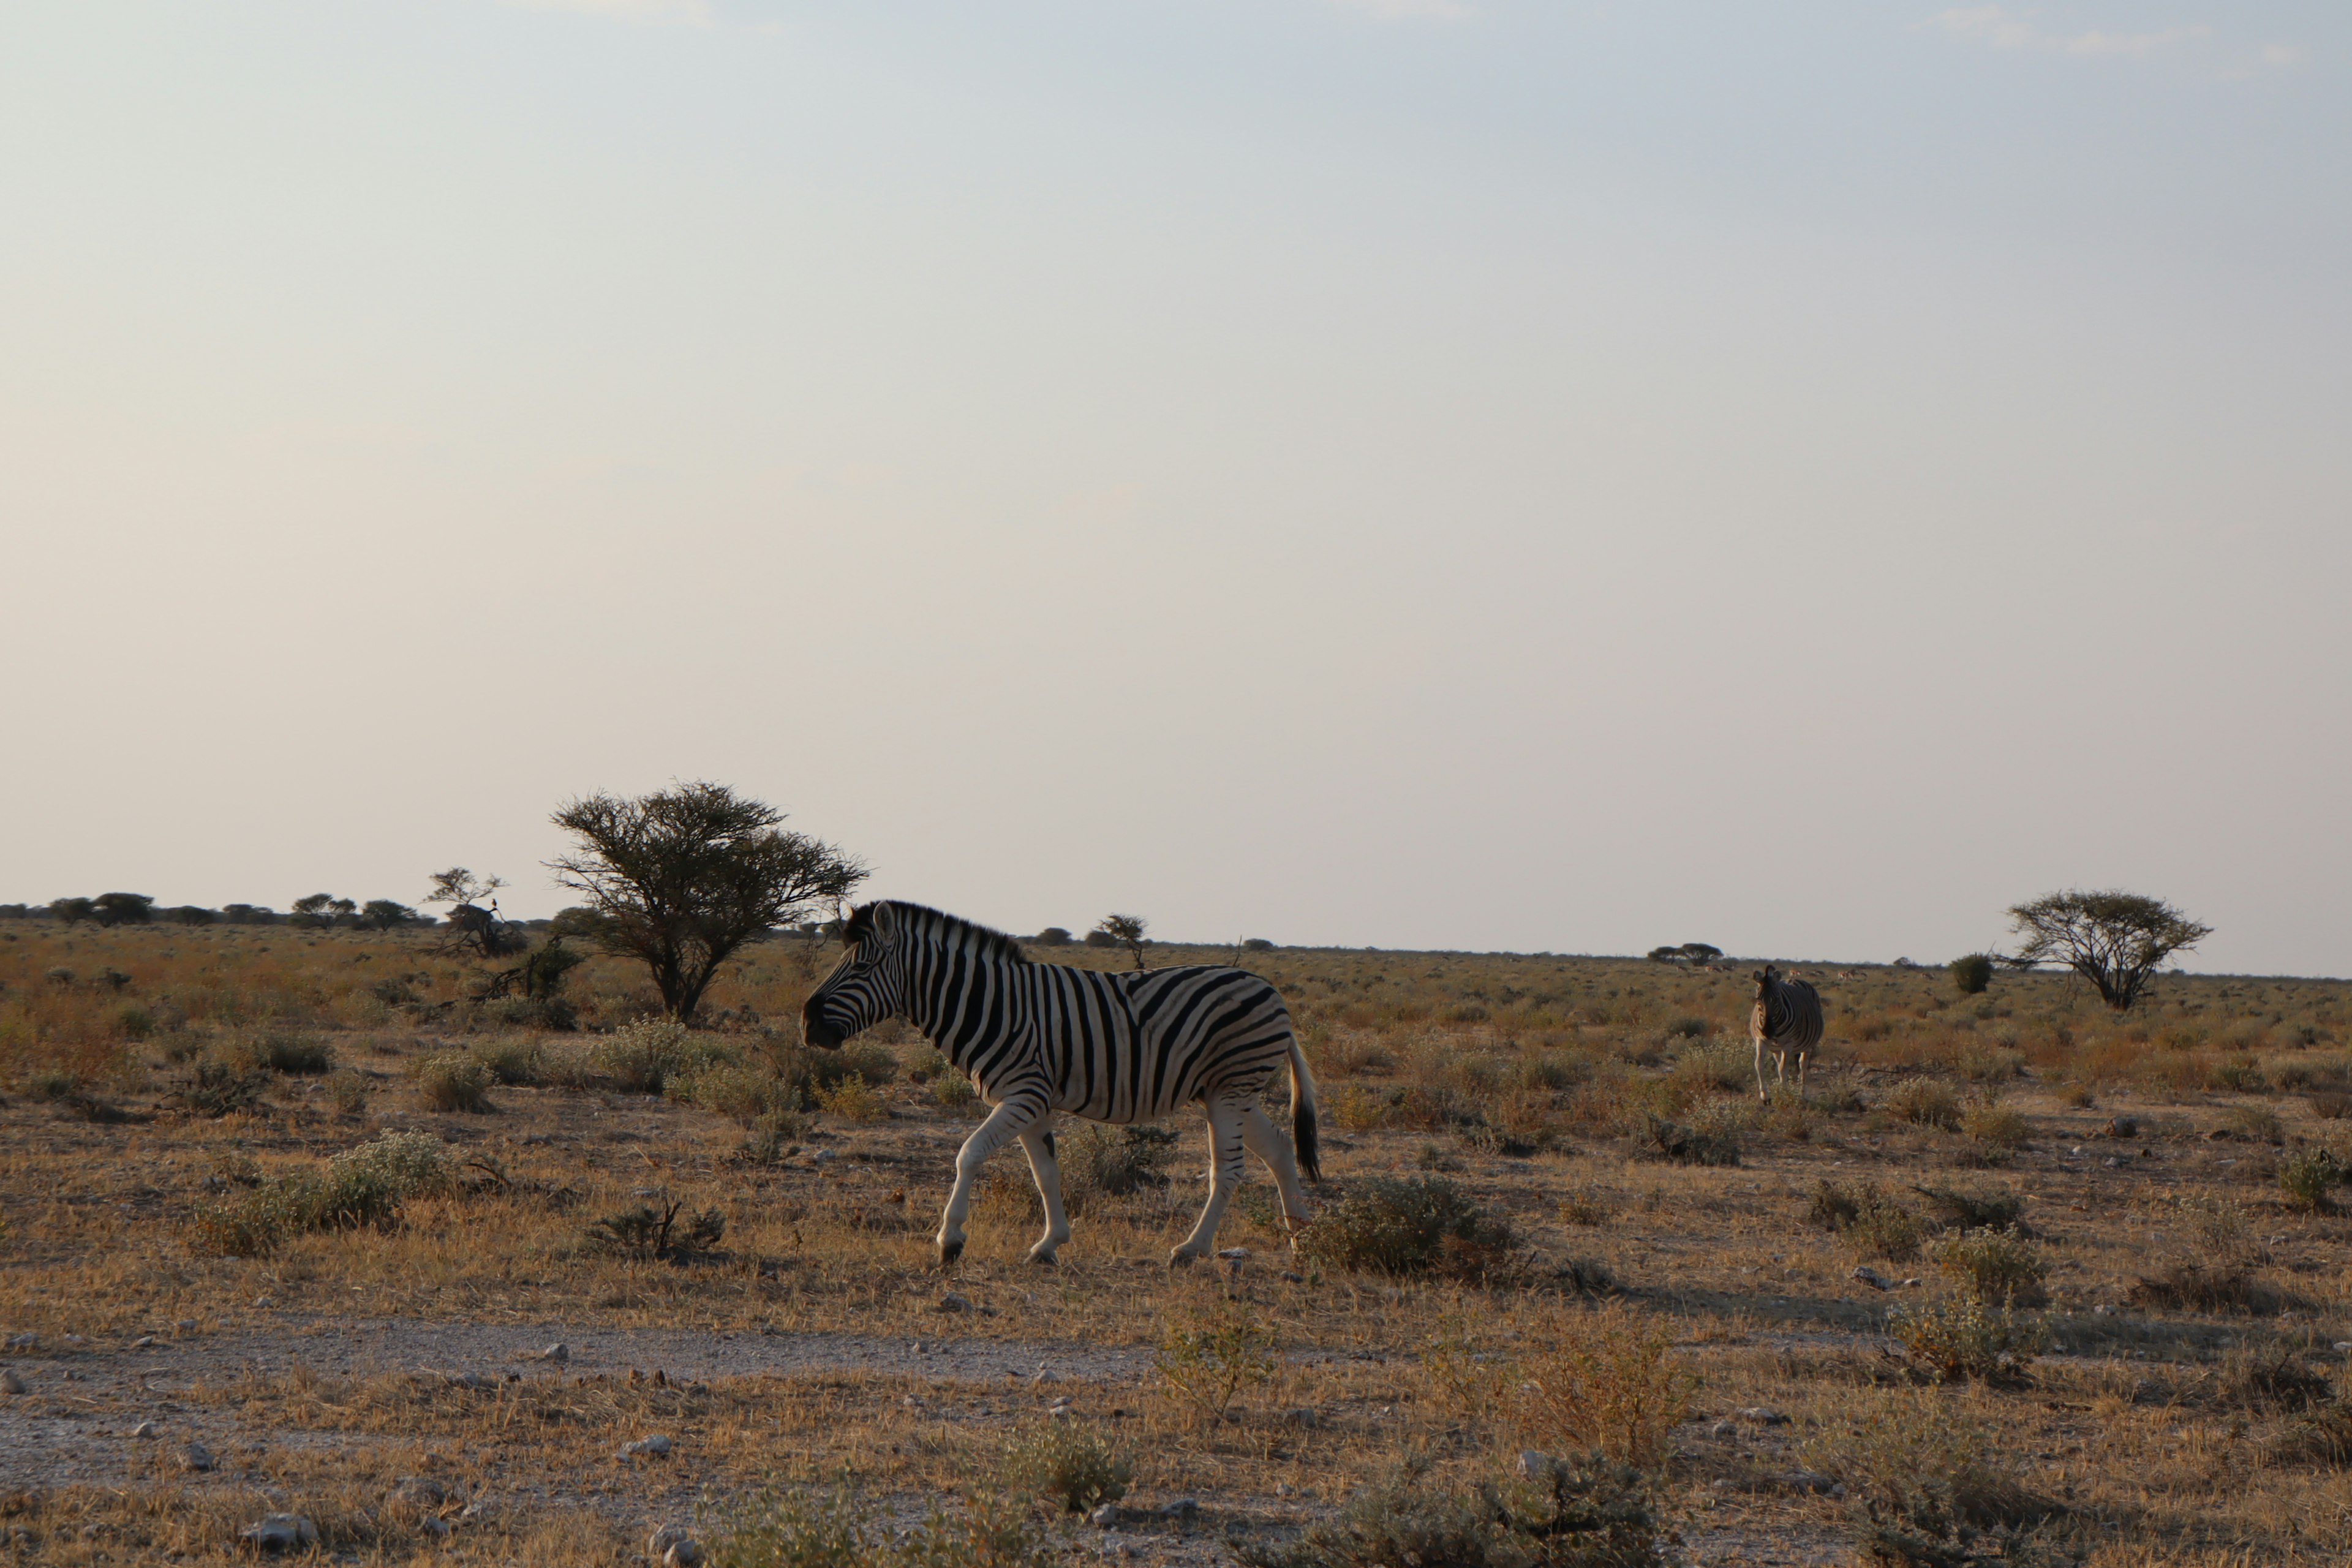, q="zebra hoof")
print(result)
[1167,1247,1205,1268]
[938,1237,965,1267]
[1027,1247,1060,1267]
